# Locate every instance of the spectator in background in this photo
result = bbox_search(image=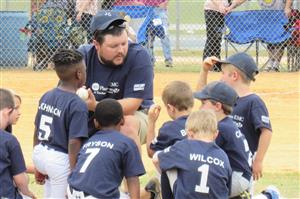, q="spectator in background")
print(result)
[76,0,98,43]
[142,0,173,67]
[203,0,246,71]
[260,0,293,72]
